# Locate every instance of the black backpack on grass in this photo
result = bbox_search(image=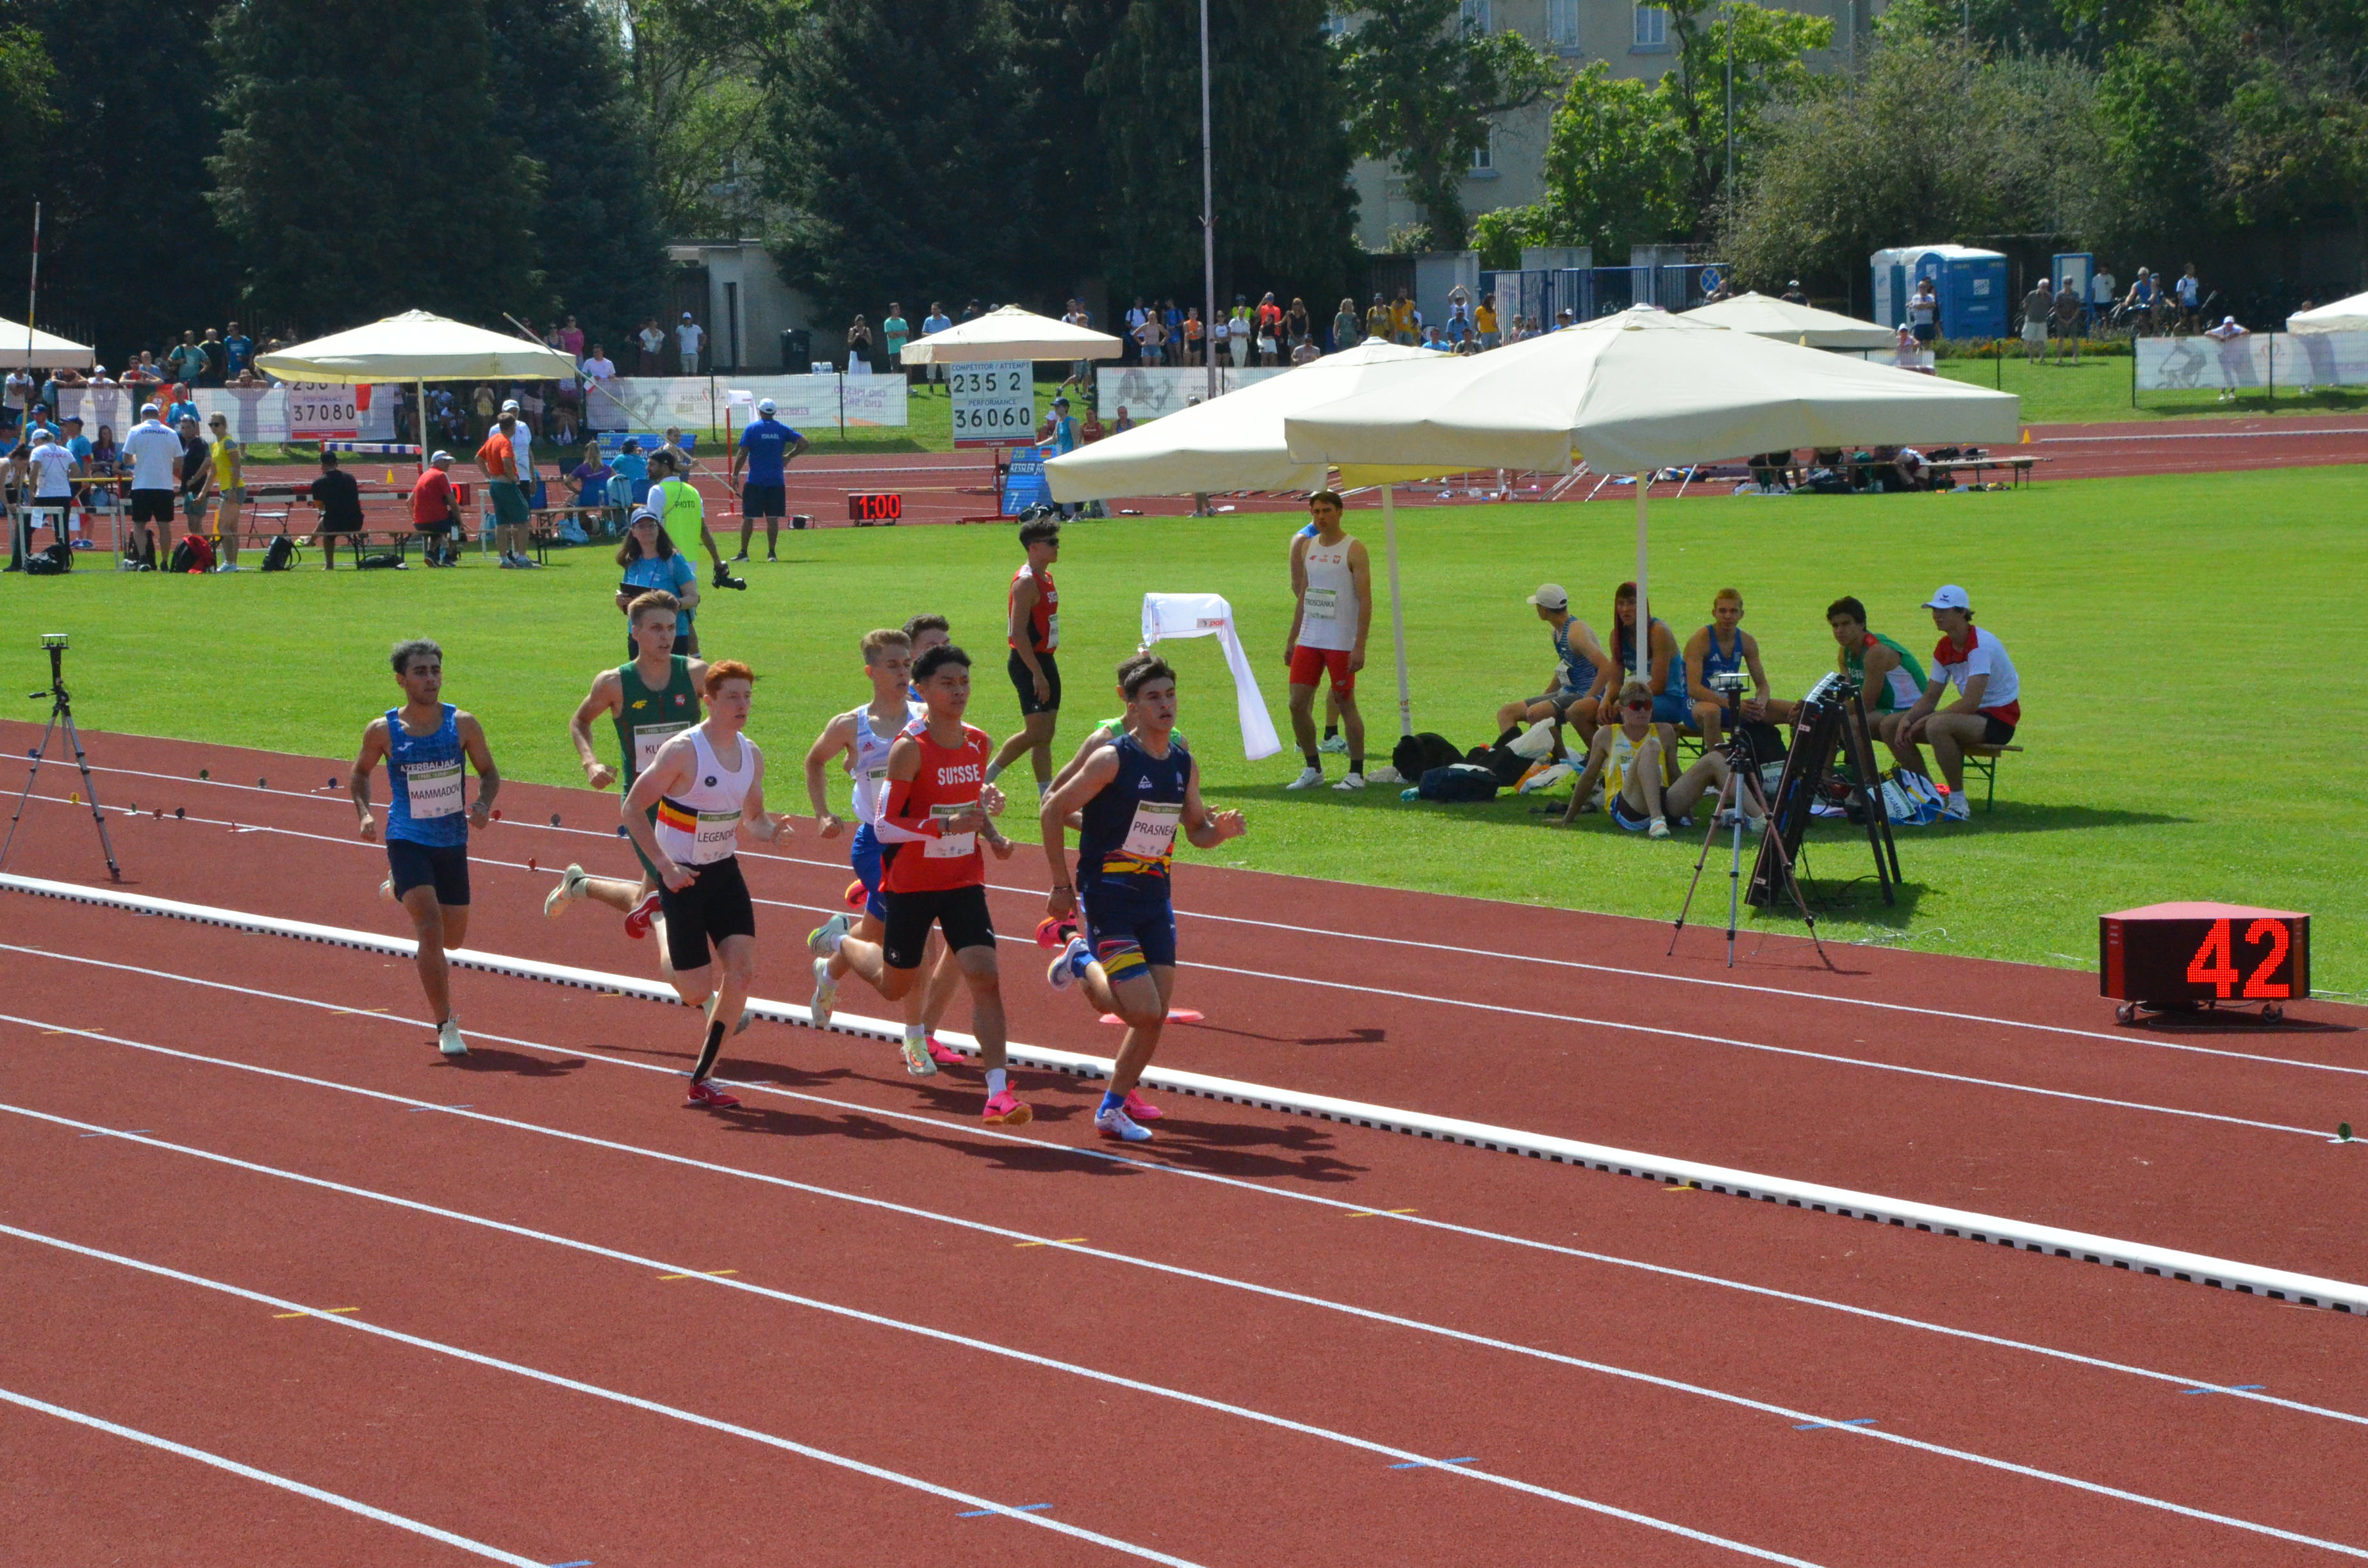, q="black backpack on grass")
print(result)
[1392,731,1463,778]
[261,535,298,571]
